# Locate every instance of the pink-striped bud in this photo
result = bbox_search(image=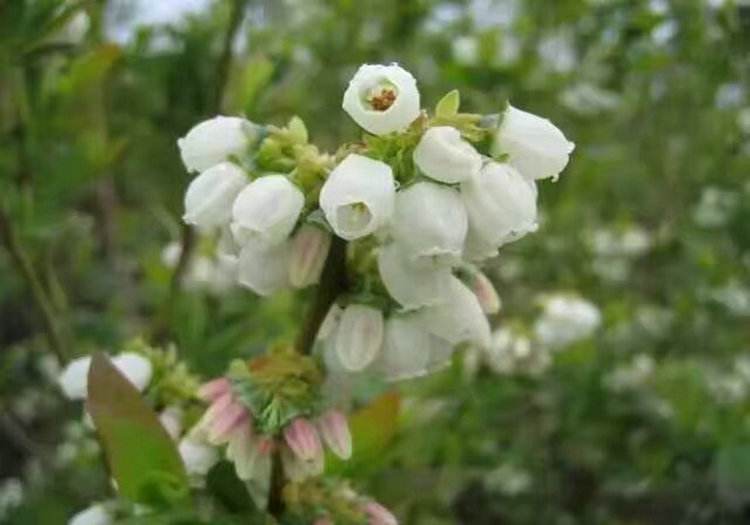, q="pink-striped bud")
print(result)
[472,271,501,315]
[197,377,231,402]
[289,224,332,288]
[364,501,398,525]
[284,418,323,462]
[207,402,248,445]
[317,409,352,460]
